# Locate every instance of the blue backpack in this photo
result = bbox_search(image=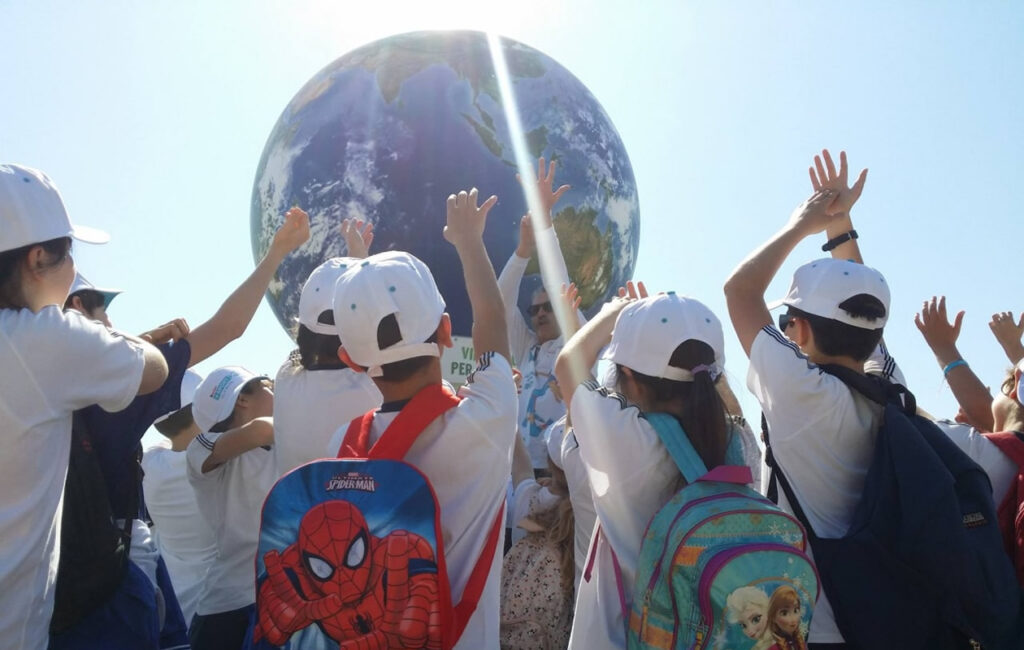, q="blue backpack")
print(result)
[627,414,819,650]
[766,366,1022,650]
